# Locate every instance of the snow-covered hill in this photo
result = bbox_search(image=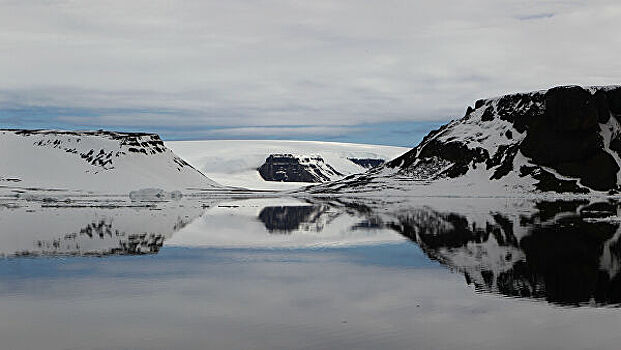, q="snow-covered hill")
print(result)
[0,129,219,194]
[307,85,621,196]
[166,140,408,190]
